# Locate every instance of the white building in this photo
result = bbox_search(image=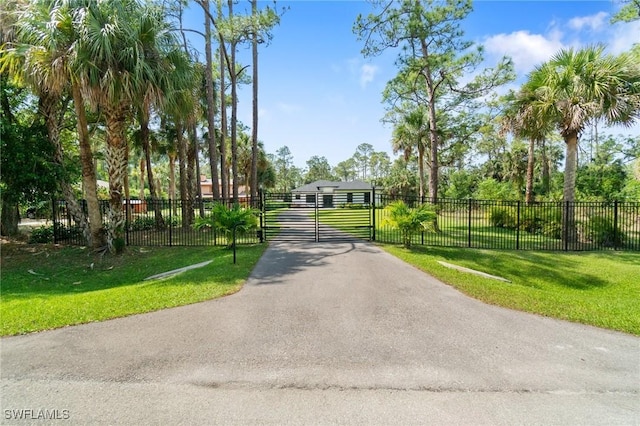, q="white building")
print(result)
[290,180,380,208]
